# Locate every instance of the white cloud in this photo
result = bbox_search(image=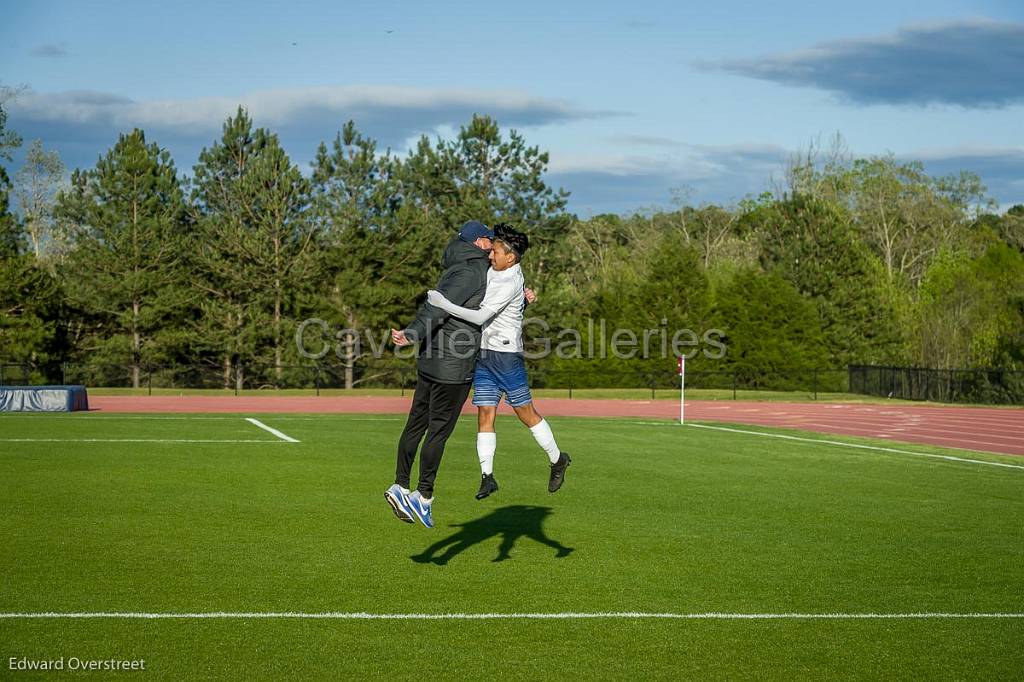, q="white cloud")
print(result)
[547,143,792,215]
[549,141,1024,216]
[550,143,788,182]
[548,153,670,176]
[11,85,607,135]
[5,84,618,189]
